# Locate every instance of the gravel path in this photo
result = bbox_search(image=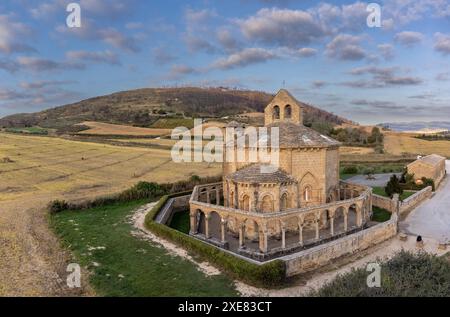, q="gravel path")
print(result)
[400,161,450,242]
